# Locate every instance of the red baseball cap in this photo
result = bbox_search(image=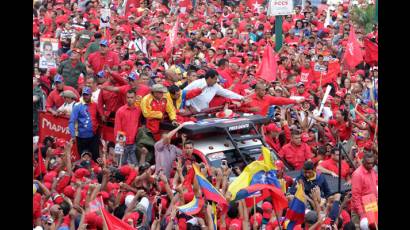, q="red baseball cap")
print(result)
[63,185,76,199]
[262,201,273,219]
[275,160,285,171]
[250,213,263,227]
[74,168,90,179]
[85,212,103,229]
